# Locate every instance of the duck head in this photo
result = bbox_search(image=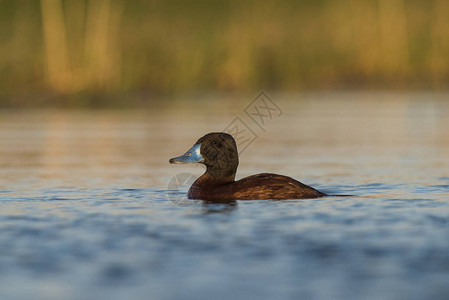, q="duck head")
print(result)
[169,132,239,182]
